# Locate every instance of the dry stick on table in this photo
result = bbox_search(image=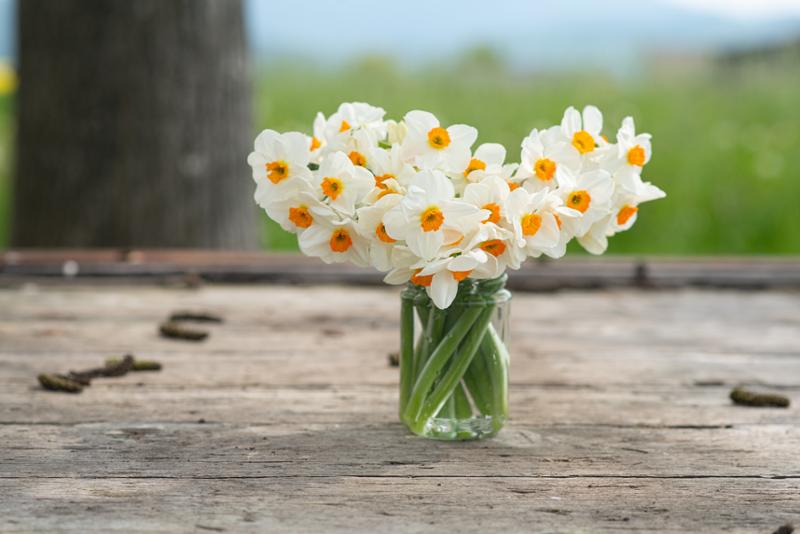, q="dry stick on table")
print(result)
[37,373,85,393]
[168,310,224,323]
[159,321,209,341]
[106,357,163,371]
[730,387,790,408]
[67,354,135,384]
